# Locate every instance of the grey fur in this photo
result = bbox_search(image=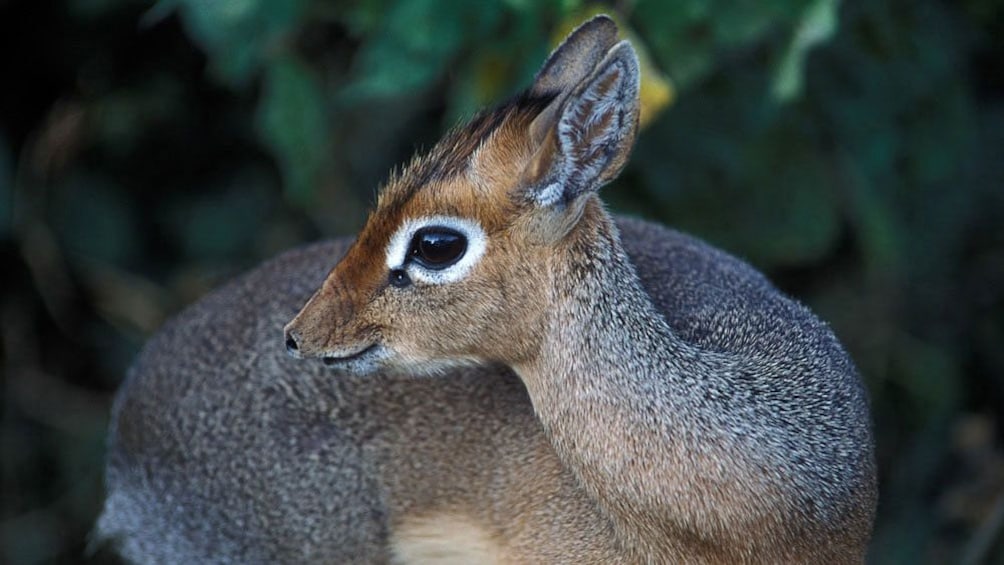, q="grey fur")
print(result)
[97,216,875,563]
